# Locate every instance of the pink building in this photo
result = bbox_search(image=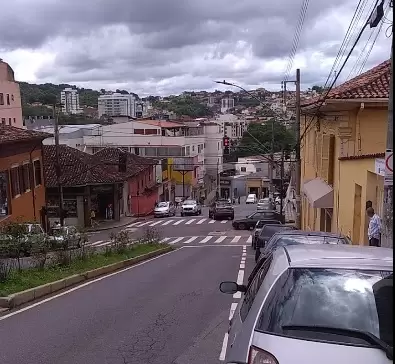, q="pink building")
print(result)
[0,60,23,128]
